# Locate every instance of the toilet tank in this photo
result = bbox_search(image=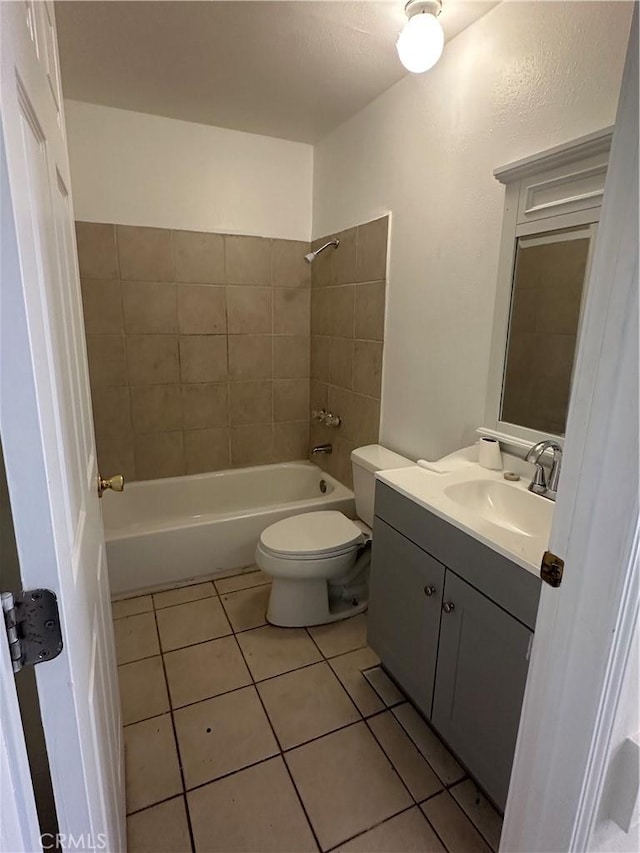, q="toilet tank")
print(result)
[351,445,414,527]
